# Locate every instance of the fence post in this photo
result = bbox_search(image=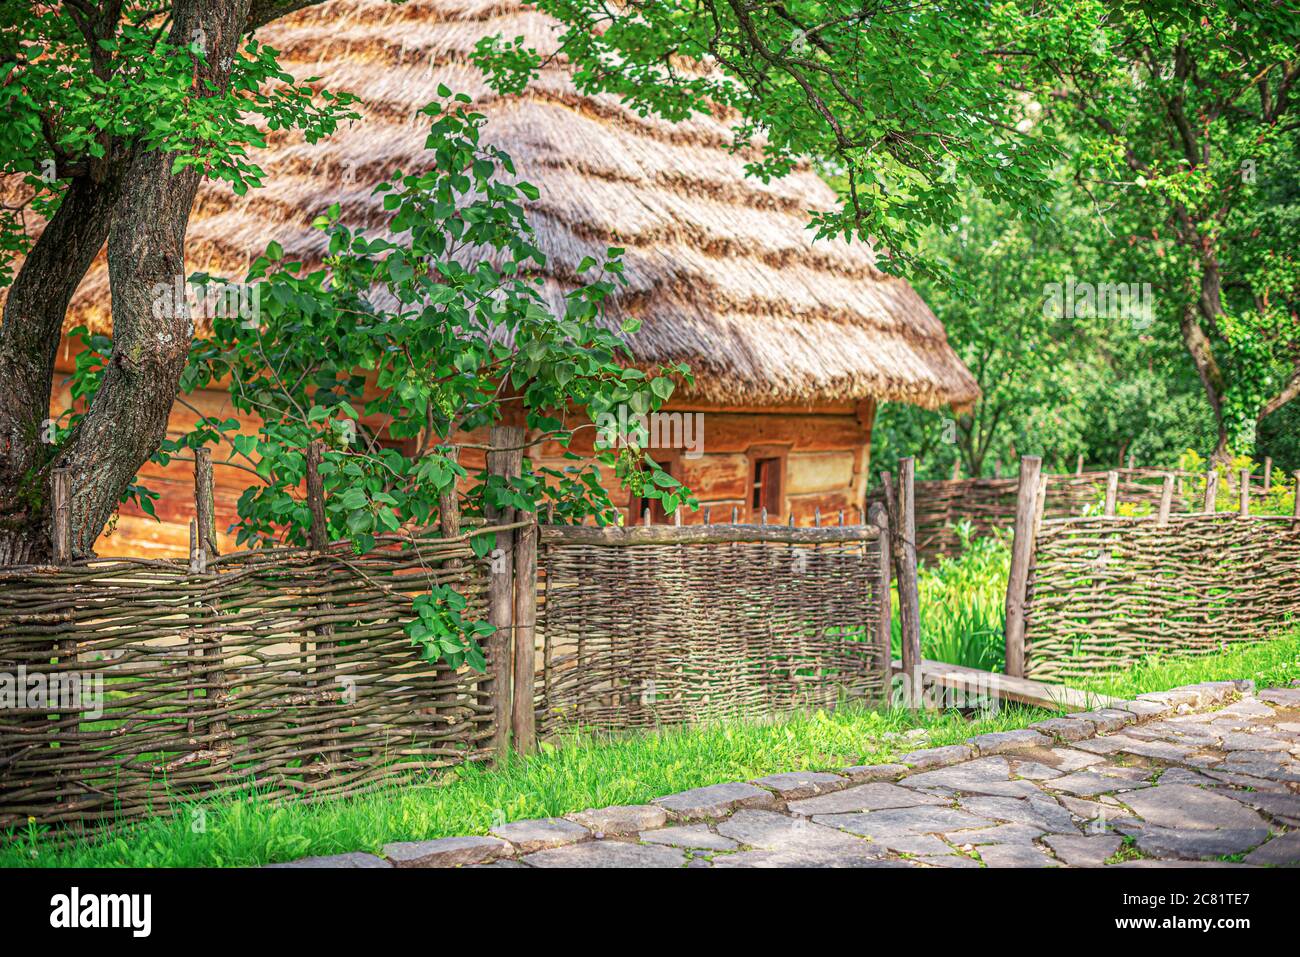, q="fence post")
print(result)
[1293,472,1300,522]
[1157,473,1174,525]
[51,467,72,564]
[1239,468,1251,517]
[1263,456,1272,493]
[868,502,893,705]
[1076,453,1084,476]
[486,425,523,759]
[895,458,922,708]
[194,447,218,560]
[305,440,329,551]
[1203,469,1218,513]
[1004,455,1042,678]
[1103,470,1119,516]
[512,510,538,755]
